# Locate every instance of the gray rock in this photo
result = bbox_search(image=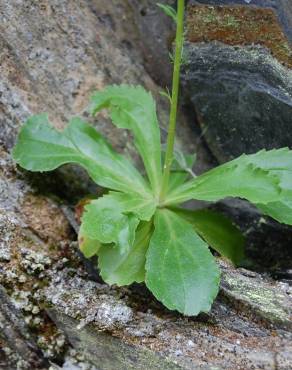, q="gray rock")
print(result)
[44,270,133,330]
[42,263,292,370]
[181,1,292,272]
[48,310,184,370]
[0,285,48,369]
[182,42,292,162]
